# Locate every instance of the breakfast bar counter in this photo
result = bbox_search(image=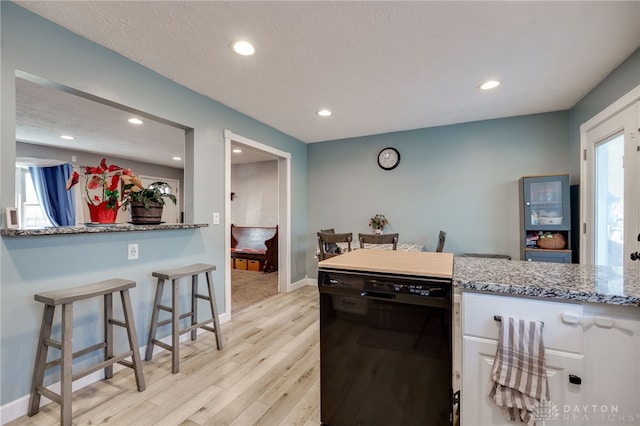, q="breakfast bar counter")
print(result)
[0,223,208,237]
[453,256,640,306]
